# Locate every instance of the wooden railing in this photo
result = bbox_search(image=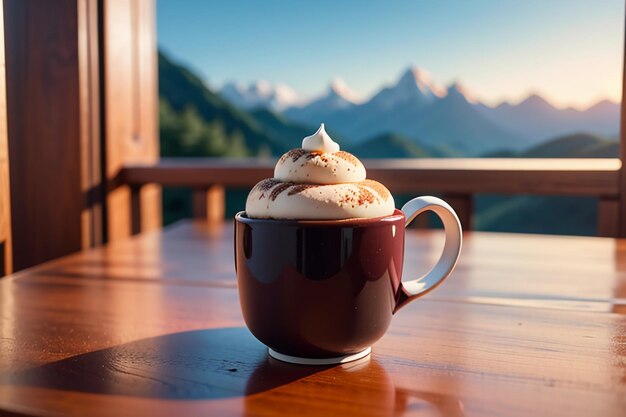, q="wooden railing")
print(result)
[120,157,623,237]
